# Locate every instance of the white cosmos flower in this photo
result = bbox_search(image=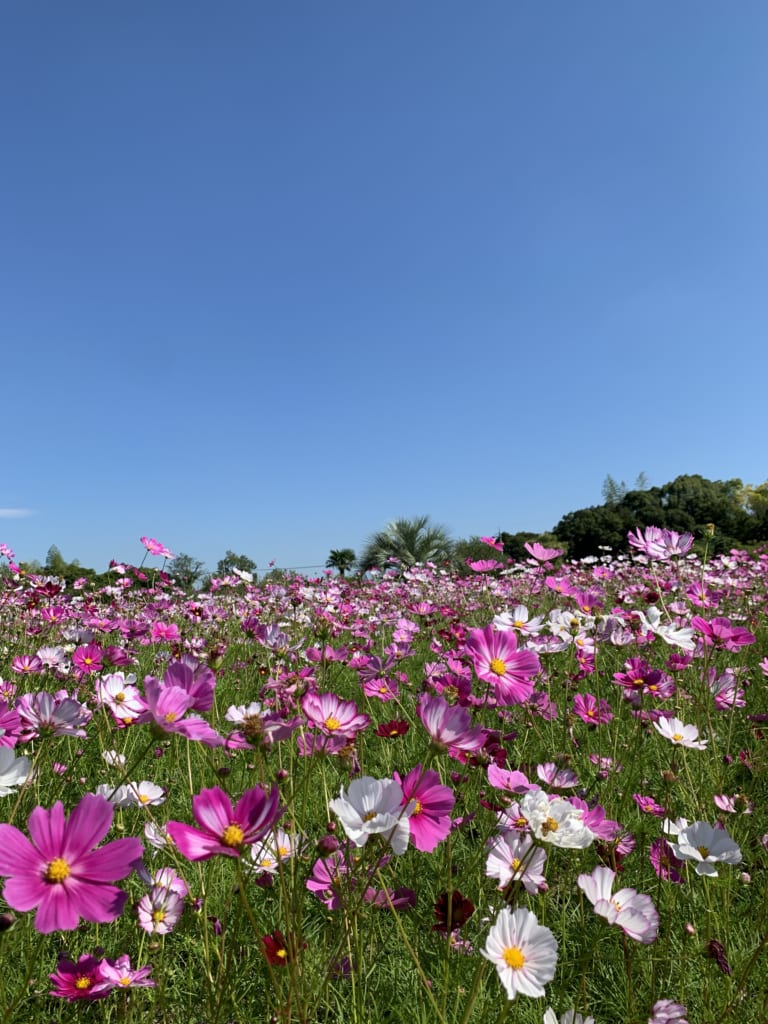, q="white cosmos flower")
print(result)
[329,775,413,854]
[543,1010,595,1024]
[0,748,31,796]
[482,906,557,1000]
[519,790,594,849]
[128,780,166,806]
[670,821,742,877]
[652,717,708,750]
